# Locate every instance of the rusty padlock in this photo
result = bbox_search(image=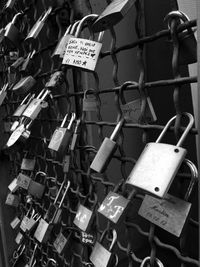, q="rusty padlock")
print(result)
[126,113,194,198]
[62,14,104,71]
